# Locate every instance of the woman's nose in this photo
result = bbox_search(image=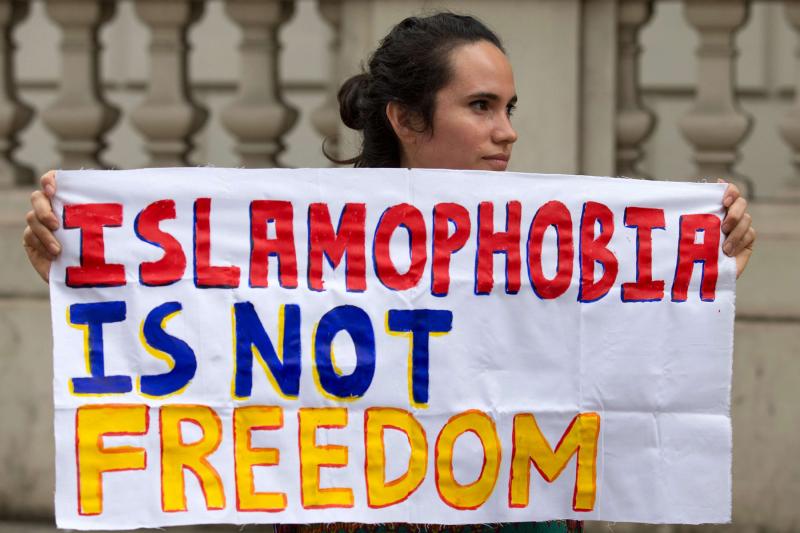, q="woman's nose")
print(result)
[493,114,518,145]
